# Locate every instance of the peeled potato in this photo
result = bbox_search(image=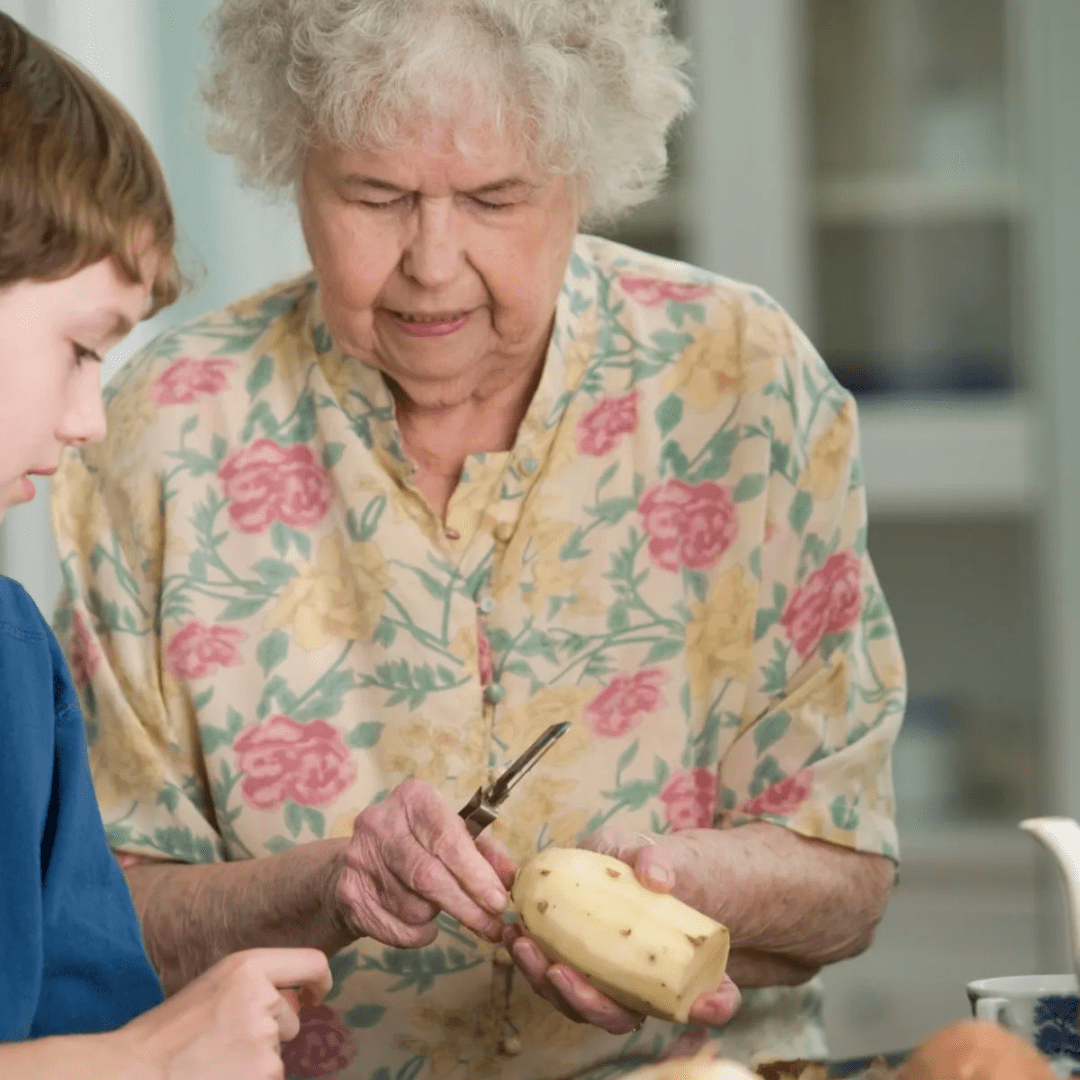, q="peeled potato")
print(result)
[899,1020,1055,1080]
[511,847,730,1022]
